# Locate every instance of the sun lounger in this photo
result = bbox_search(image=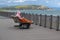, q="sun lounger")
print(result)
[11,15,31,29]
